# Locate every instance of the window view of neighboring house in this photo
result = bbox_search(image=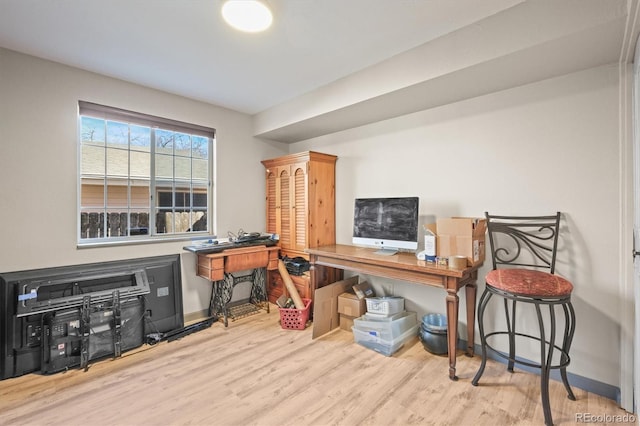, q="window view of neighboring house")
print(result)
[78,102,214,243]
